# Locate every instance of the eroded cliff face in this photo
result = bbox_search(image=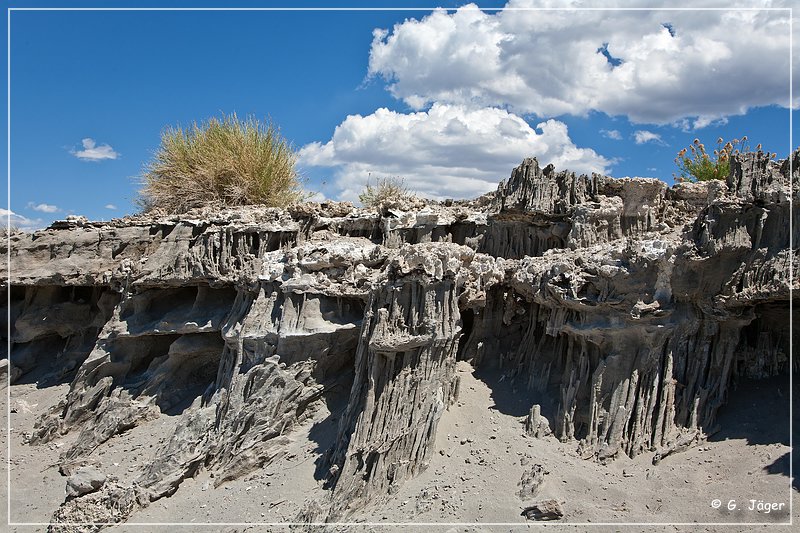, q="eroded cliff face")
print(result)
[2,151,796,529]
